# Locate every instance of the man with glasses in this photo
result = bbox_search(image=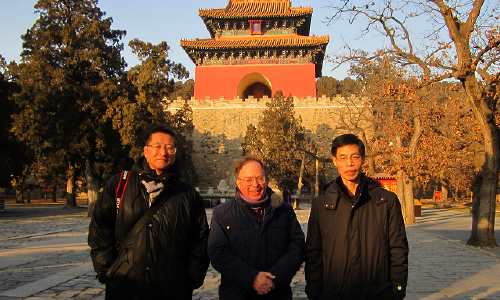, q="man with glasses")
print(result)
[208,156,305,299]
[305,134,408,300]
[88,125,209,299]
